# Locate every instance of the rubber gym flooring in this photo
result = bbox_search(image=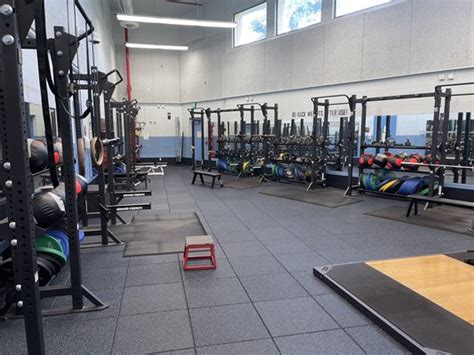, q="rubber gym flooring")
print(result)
[1,166,473,354]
